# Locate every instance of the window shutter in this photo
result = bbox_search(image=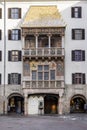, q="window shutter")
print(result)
[78,7,81,18]
[0,30,1,40]
[71,7,74,18]
[72,29,75,39]
[82,51,85,61]
[0,51,2,61]
[0,74,1,84]
[72,73,75,84]
[8,74,11,84]
[8,30,12,40]
[0,8,2,19]
[18,74,21,84]
[82,73,85,84]
[8,8,11,18]
[8,51,12,61]
[72,51,75,61]
[18,30,21,40]
[18,51,22,61]
[82,29,85,40]
[19,8,21,18]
